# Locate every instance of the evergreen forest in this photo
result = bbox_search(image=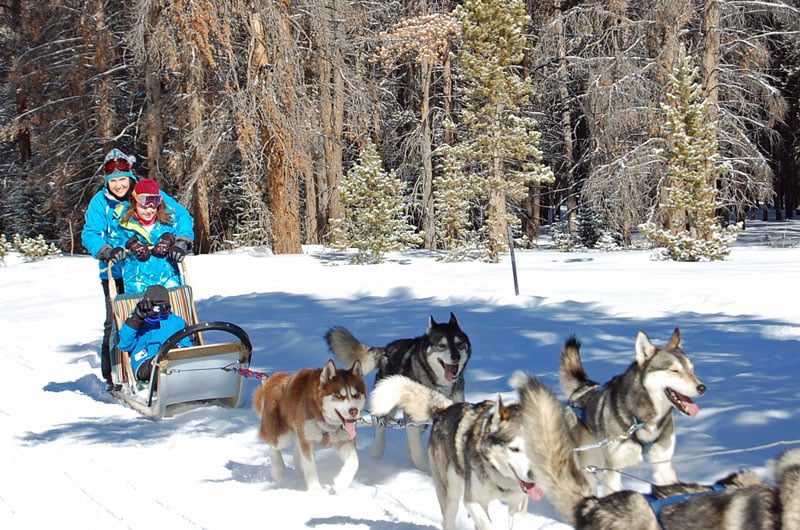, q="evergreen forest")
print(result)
[1,0,798,260]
